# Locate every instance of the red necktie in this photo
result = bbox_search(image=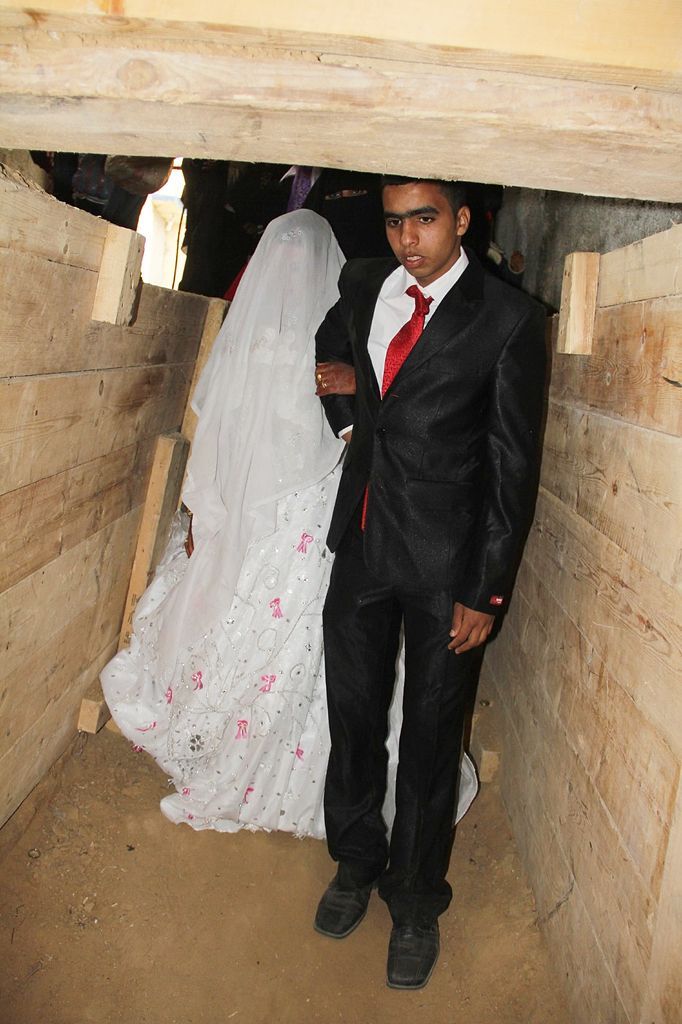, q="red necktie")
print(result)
[361,285,433,529]
[381,285,433,396]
